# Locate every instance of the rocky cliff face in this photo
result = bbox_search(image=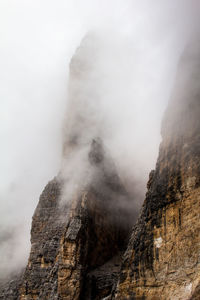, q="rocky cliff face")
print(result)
[112,42,200,299]
[1,39,200,300]
[0,139,133,300]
